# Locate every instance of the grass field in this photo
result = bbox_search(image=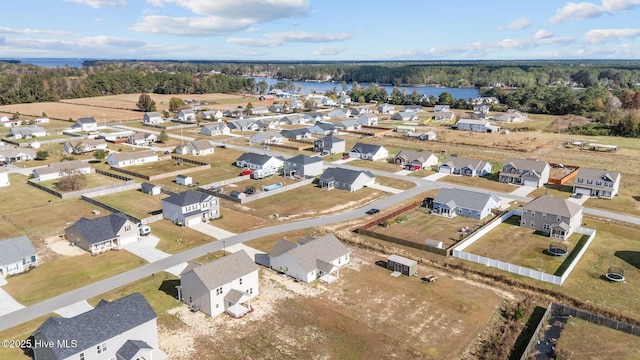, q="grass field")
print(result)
[0,102,140,122]
[150,219,218,253]
[440,173,517,193]
[93,189,164,219]
[554,317,640,359]
[37,172,123,193]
